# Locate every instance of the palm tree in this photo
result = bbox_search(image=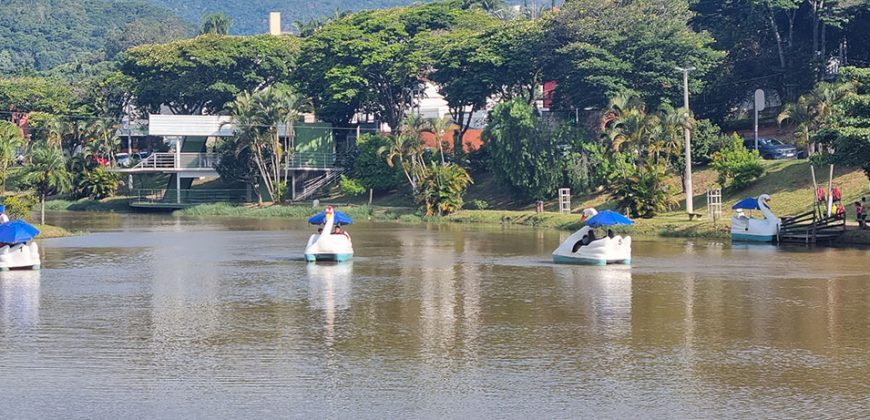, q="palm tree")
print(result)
[425,116,454,164]
[225,86,305,203]
[778,81,855,155]
[601,94,659,163]
[378,134,420,191]
[657,103,690,164]
[777,99,814,153]
[24,147,71,224]
[85,118,120,165]
[43,116,65,150]
[0,121,24,193]
[200,13,232,35]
